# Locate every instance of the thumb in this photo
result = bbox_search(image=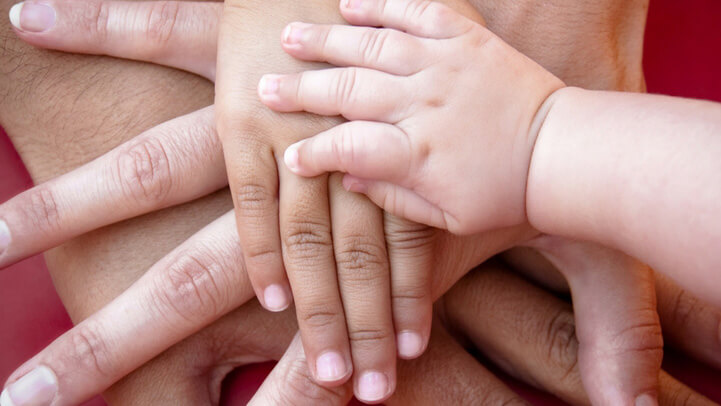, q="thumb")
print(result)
[249,334,353,406]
